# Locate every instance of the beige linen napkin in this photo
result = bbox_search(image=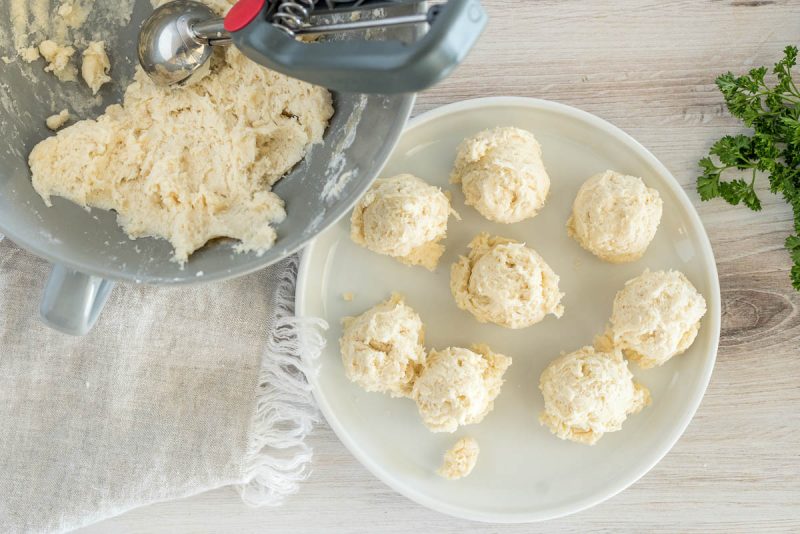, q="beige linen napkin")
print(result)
[0,236,326,533]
